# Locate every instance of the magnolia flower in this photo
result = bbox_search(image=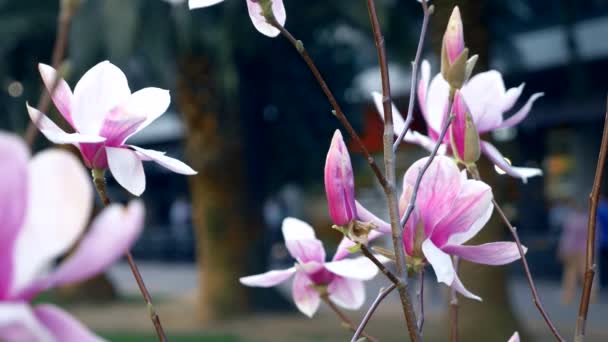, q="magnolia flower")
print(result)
[240,218,379,317]
[189,0,286,37]
[374,60,544,182]
[442,7,464,65]
[508,332,520,342]
[27,61,196,196]
[324,130,356,226]
[0,132,144,341]
[450,90,480,165]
